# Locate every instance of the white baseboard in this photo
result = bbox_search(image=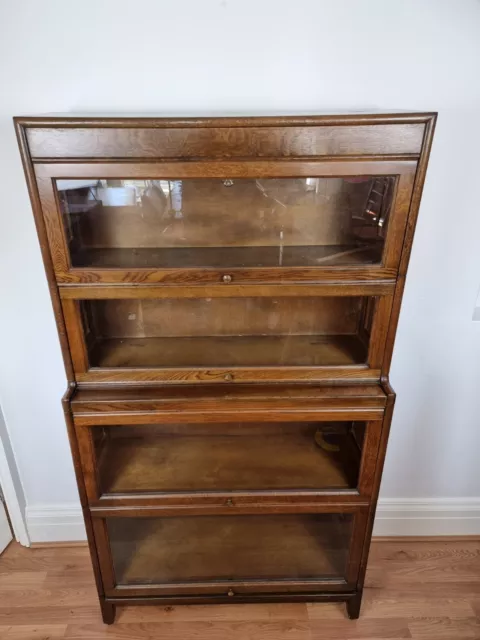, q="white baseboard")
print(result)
[373,498,480,536]
[26,504,86,543]
[25,498,480,543]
